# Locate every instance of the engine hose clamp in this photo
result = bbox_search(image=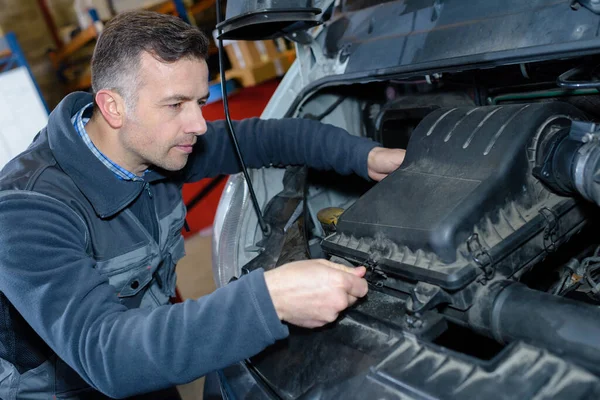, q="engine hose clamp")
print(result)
[466,233,495,282]
[539,207,560,253]
[574,142,596,202]
[490,283,513,344]
[363,258,387,288]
